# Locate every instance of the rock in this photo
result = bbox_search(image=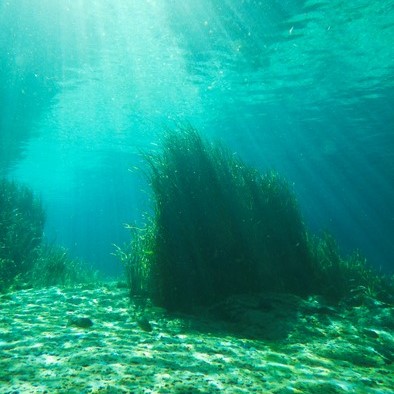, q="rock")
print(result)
[137,316,153,332]
[68,316,94,328]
